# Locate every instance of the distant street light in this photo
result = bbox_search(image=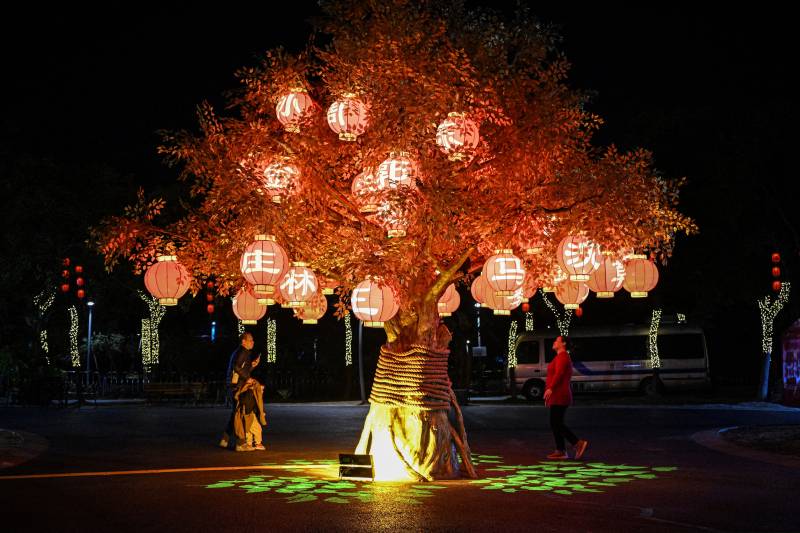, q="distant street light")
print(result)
[86,301,95,381]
